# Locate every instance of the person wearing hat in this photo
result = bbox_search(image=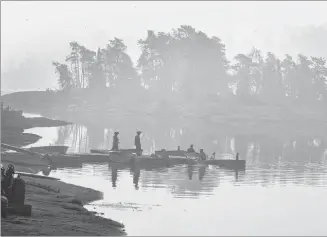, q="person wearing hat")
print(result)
[134,131,142,154]
[187,144,195,153]
[112,132,120,151]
